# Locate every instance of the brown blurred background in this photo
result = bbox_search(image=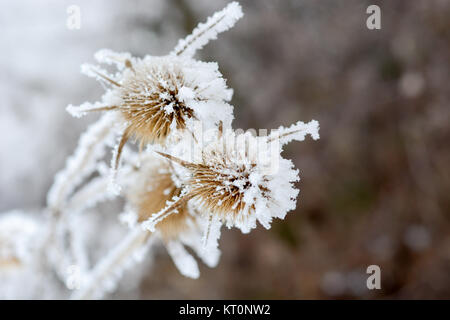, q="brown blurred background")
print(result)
[1,0,449,299]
